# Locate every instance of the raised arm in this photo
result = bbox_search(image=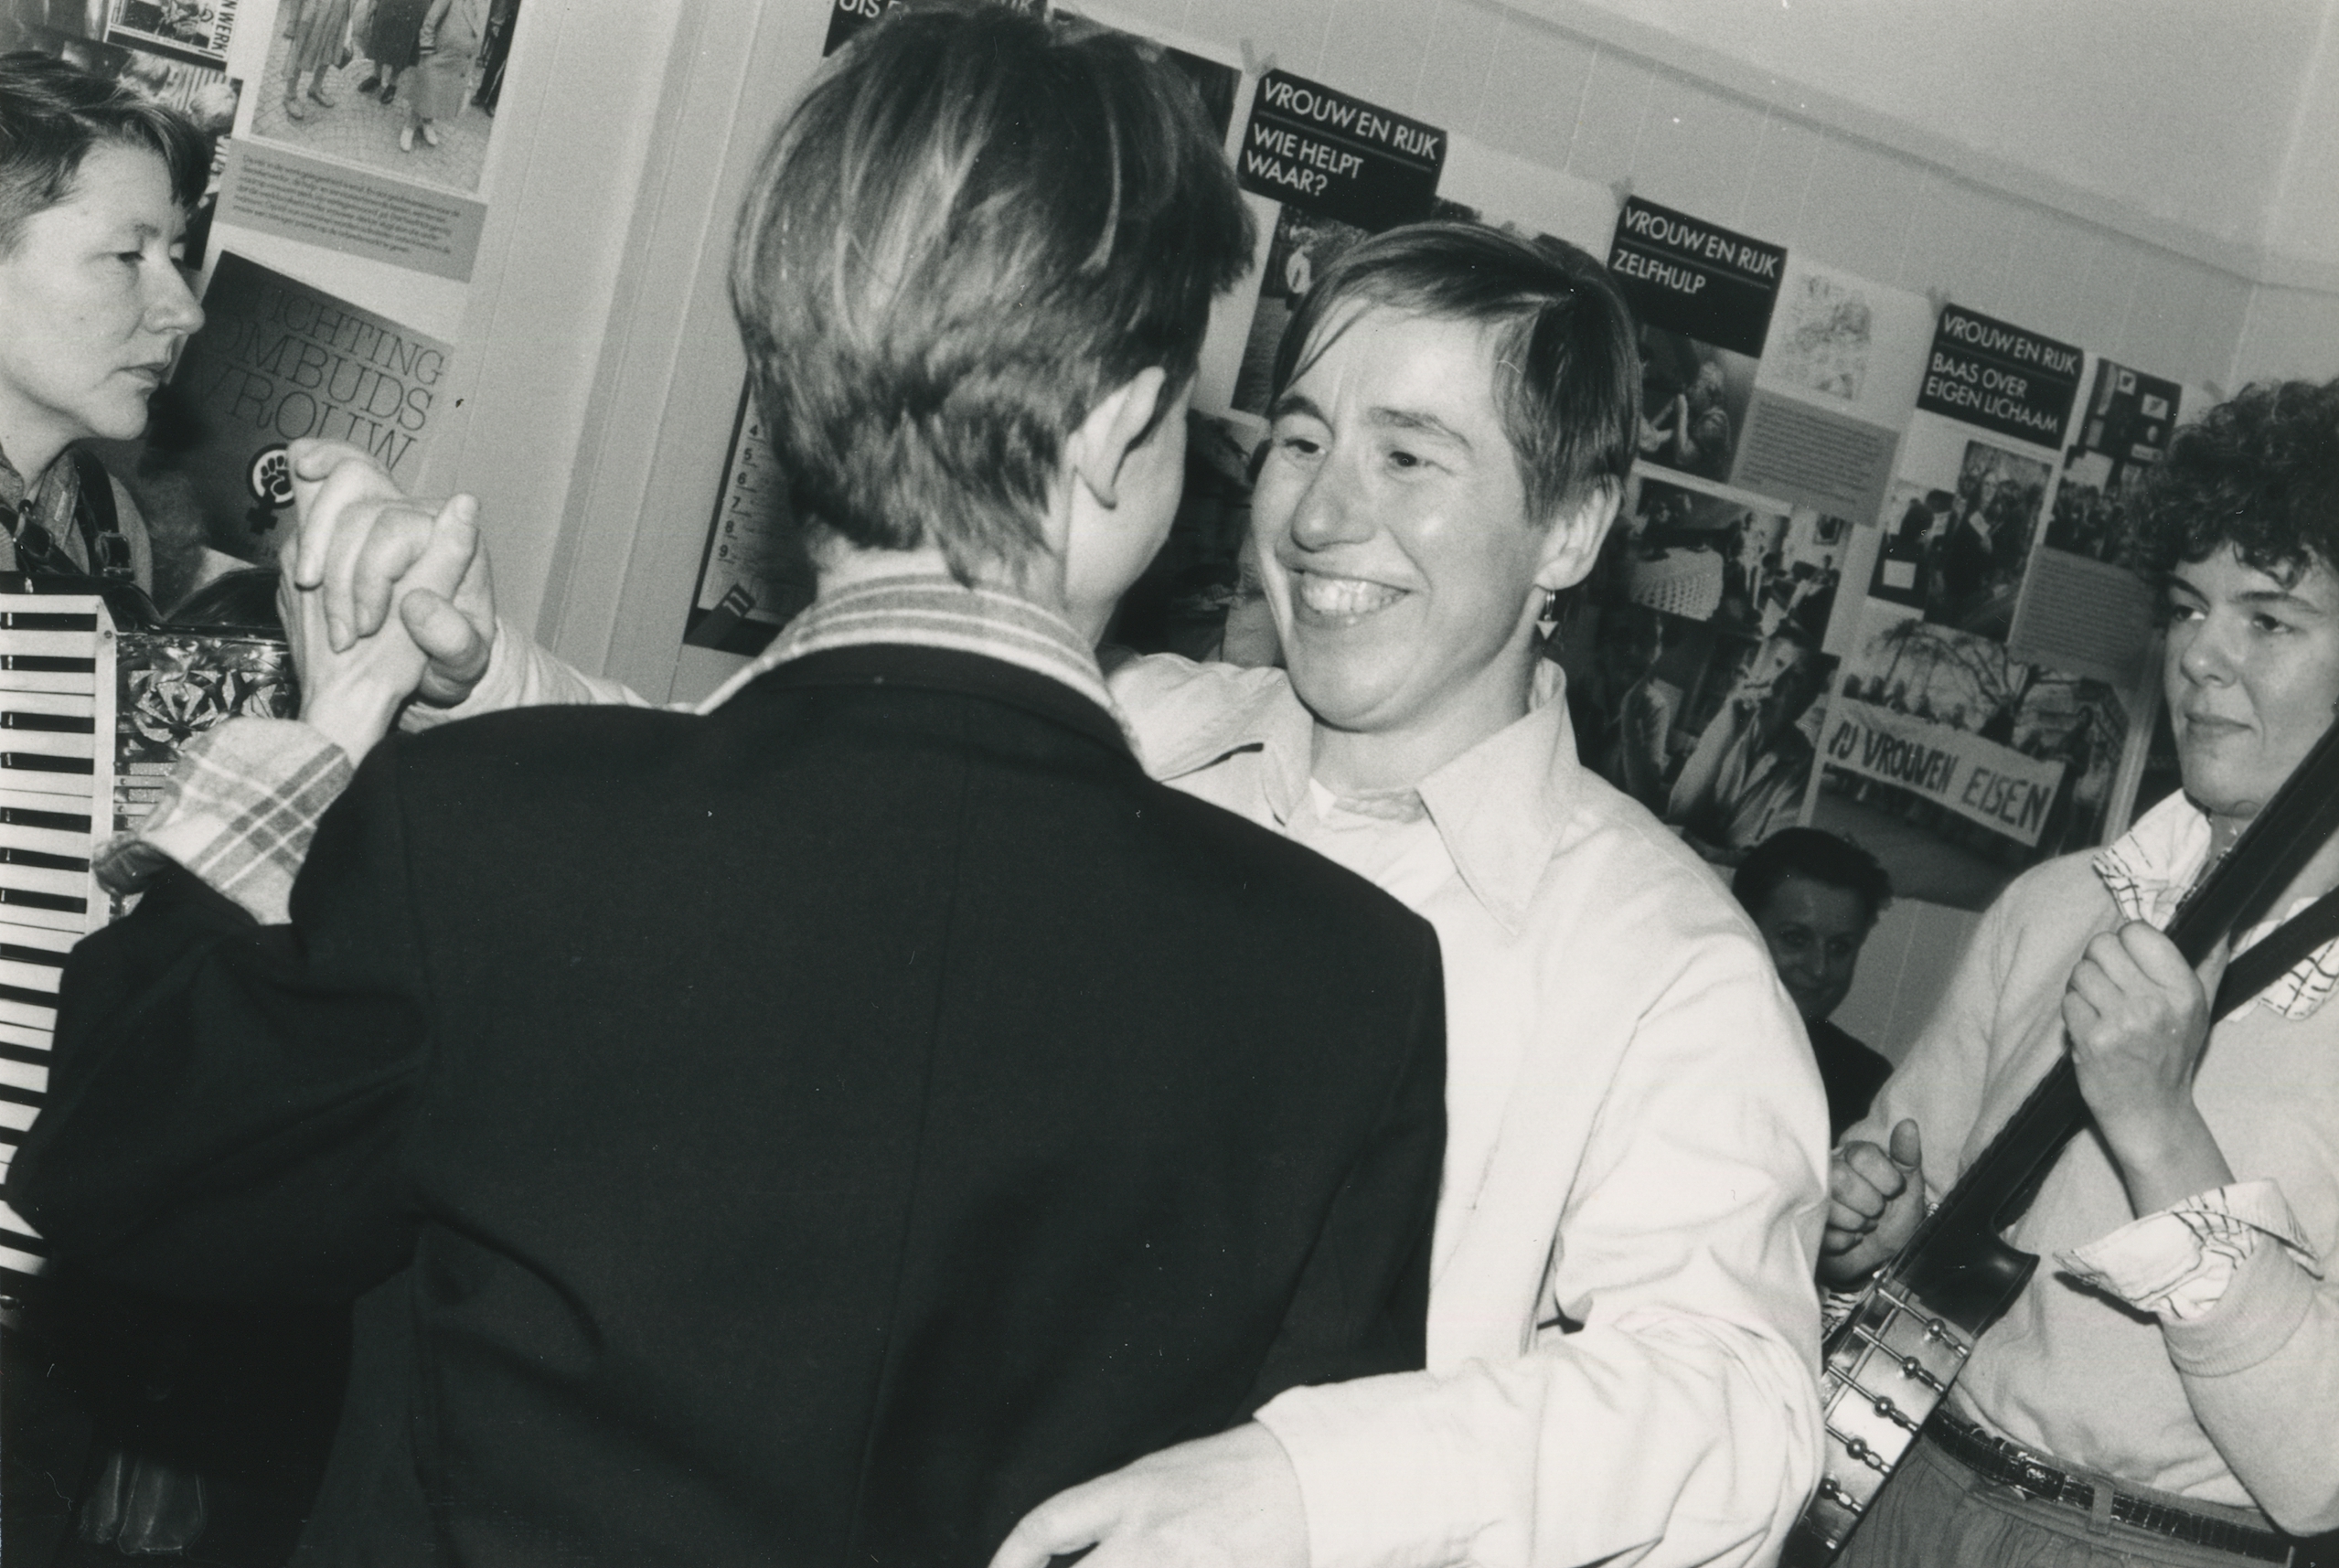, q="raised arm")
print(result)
[2058,920,2339,1532]
[101,443,652,923]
